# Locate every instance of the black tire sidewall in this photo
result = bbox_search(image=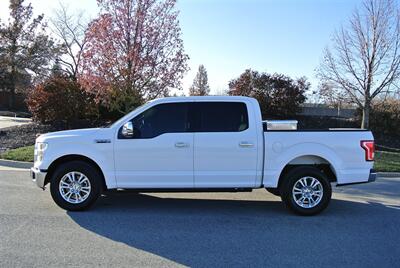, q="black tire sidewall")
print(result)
[50,161,102,211]
[281,167,332,216]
